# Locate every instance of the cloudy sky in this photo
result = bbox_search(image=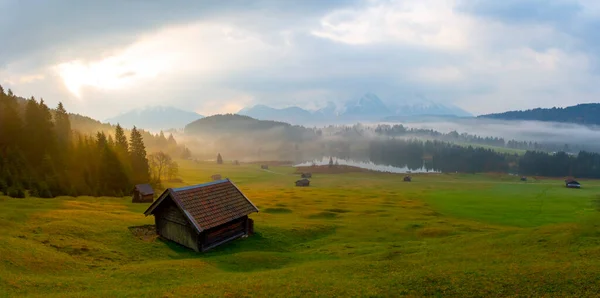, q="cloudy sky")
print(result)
[1,0,599,120]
